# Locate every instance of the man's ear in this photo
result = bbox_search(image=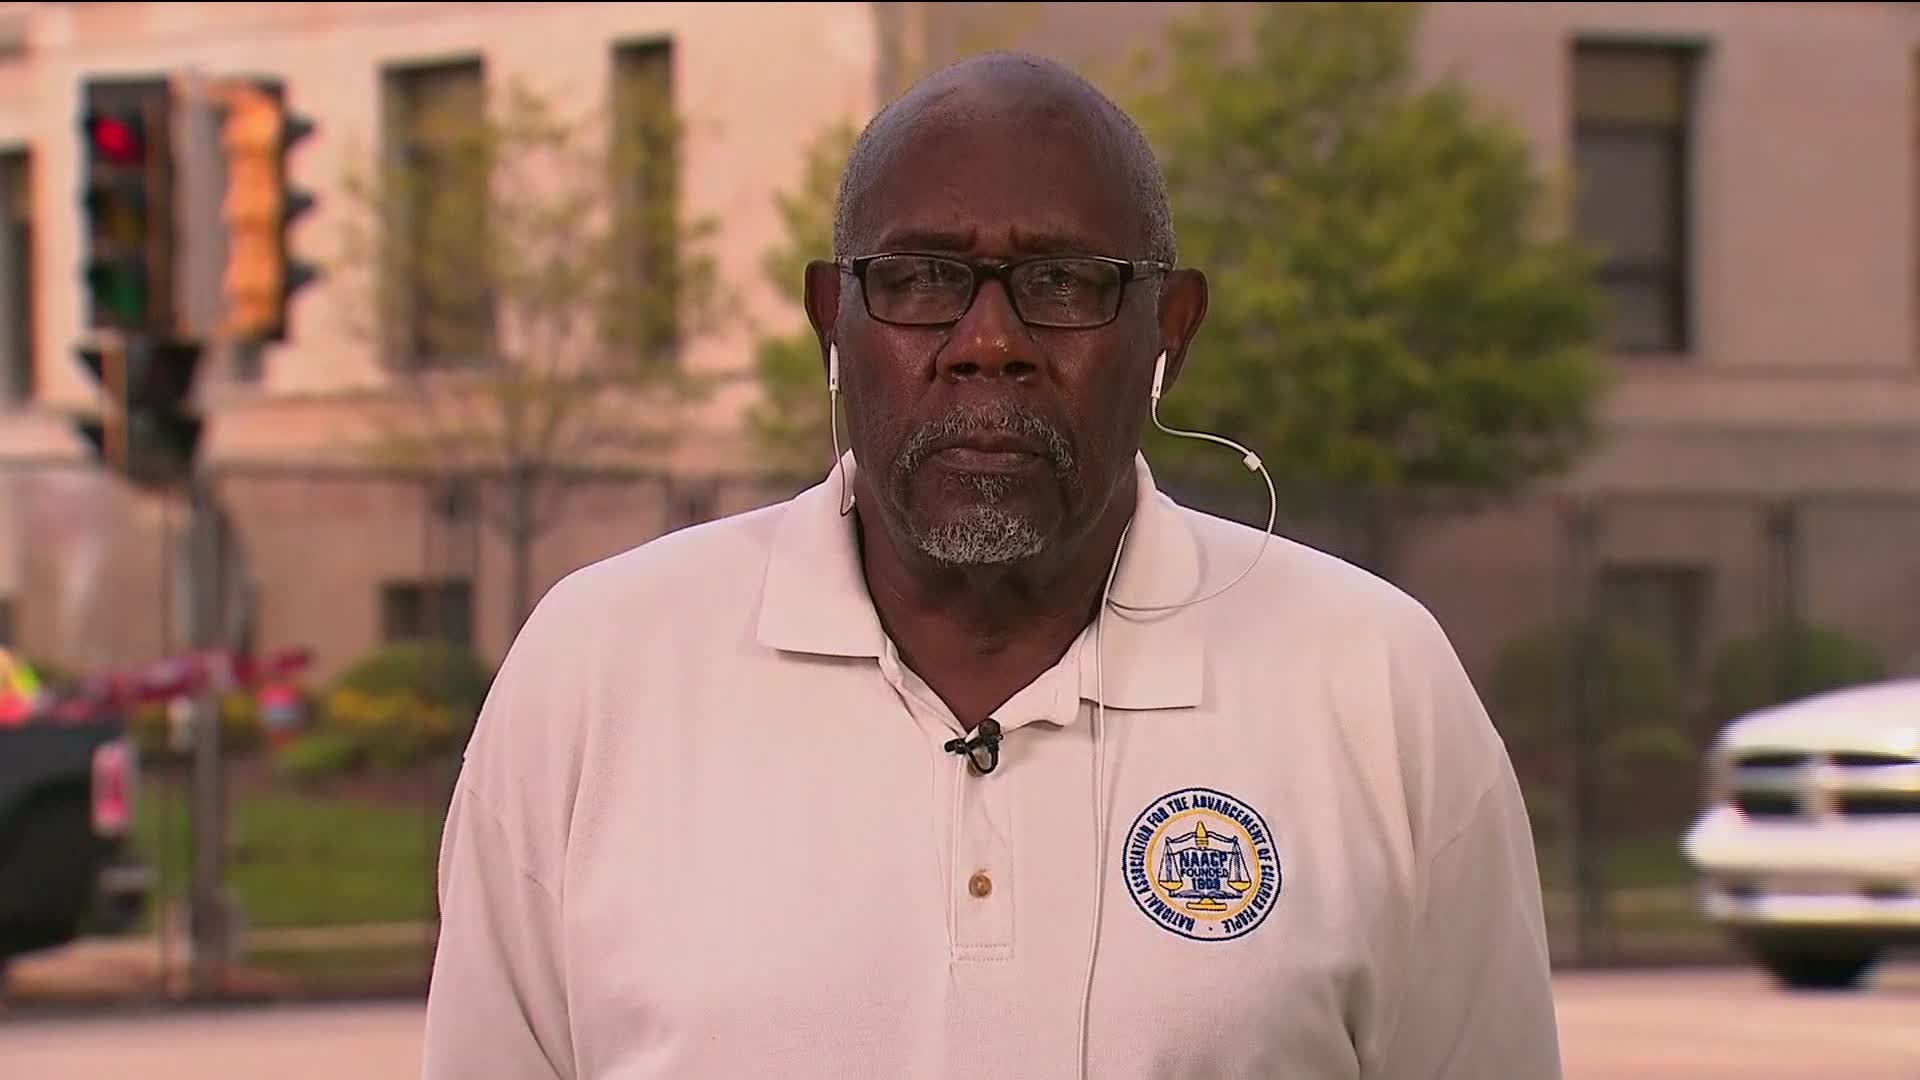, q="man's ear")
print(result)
[804,260,842,380]
[1154,267,1209,397]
